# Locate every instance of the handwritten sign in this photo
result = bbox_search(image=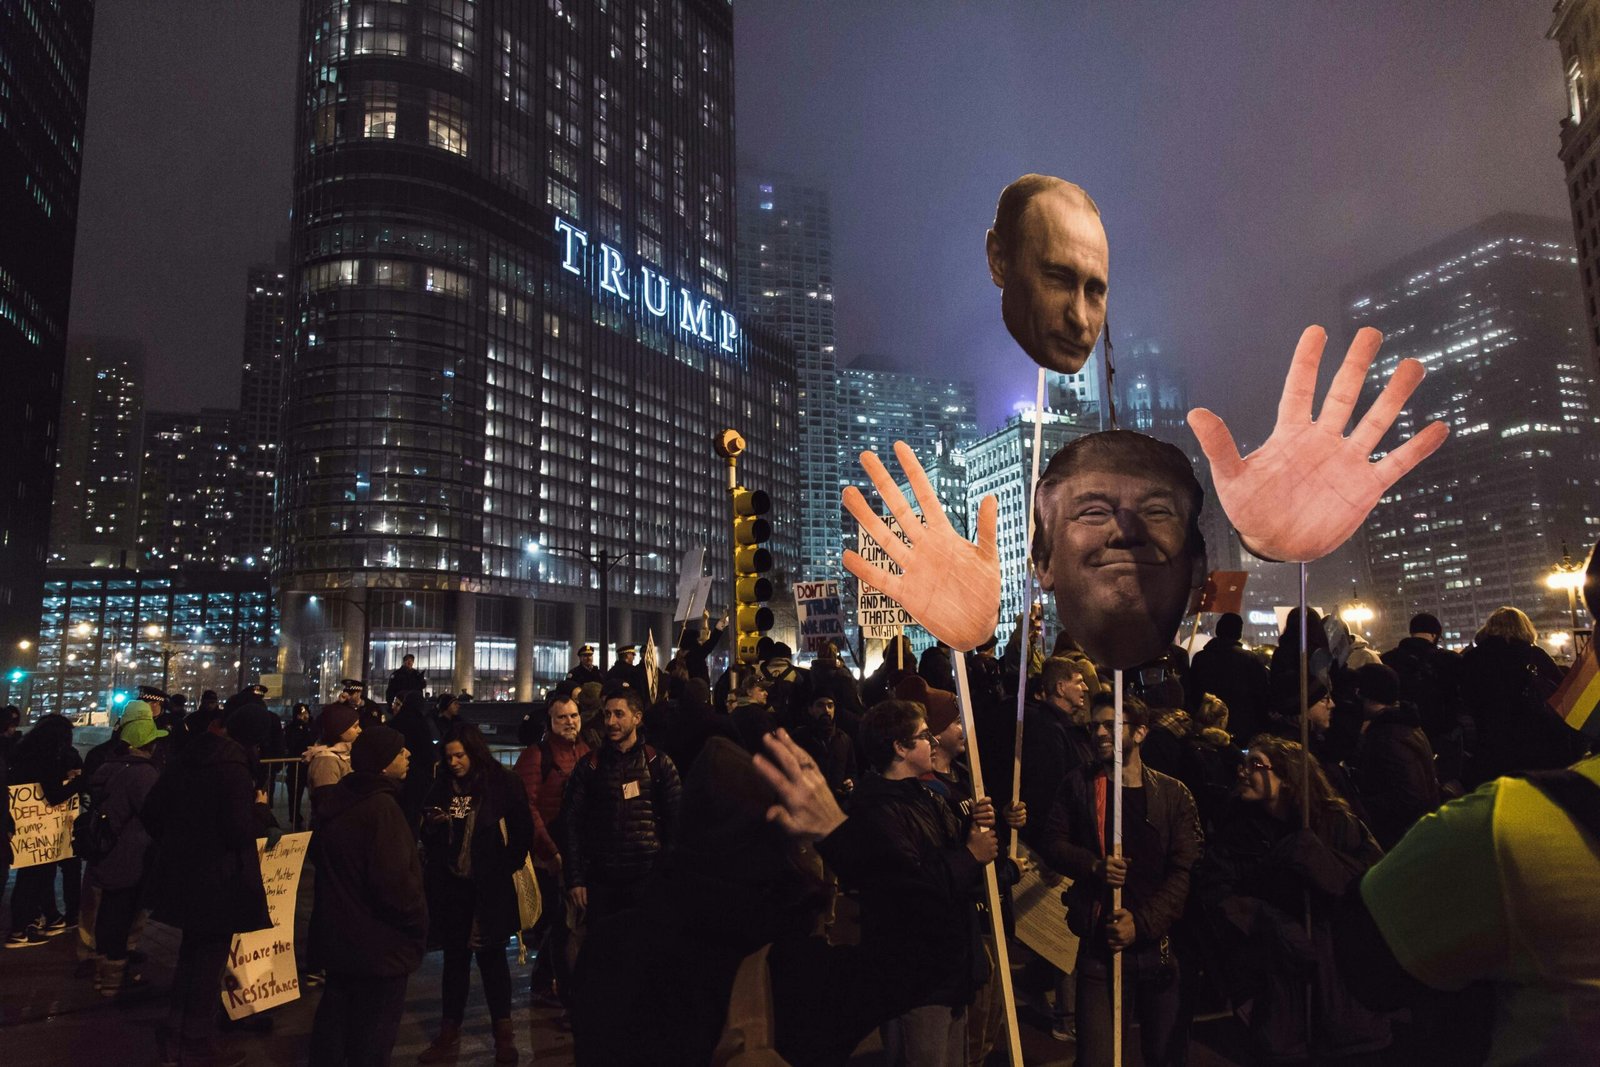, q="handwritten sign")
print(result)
[7,783,77,868]
[1012,844,1080,974]
[222,831,310,1020]
[856,514,916,639]
[793,580,846,653]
